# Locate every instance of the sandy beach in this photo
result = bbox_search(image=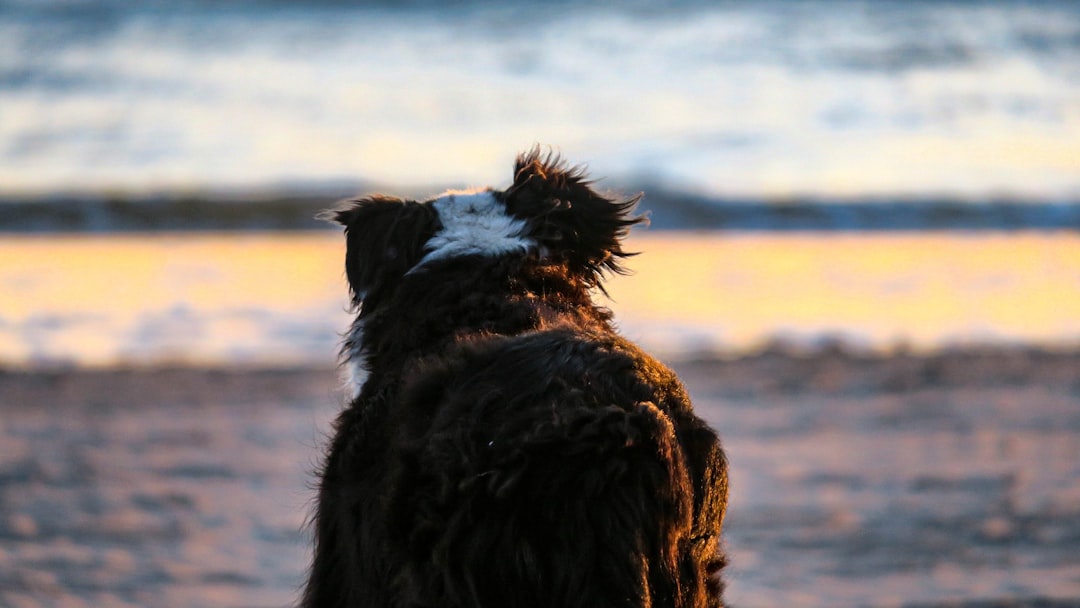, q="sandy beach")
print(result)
[2,347,1079,608]
[2,231,1079,607]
